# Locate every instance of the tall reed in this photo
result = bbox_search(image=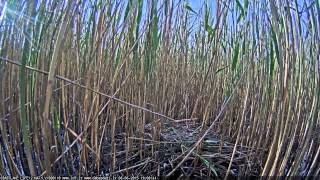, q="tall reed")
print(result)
[0,0,319,177]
